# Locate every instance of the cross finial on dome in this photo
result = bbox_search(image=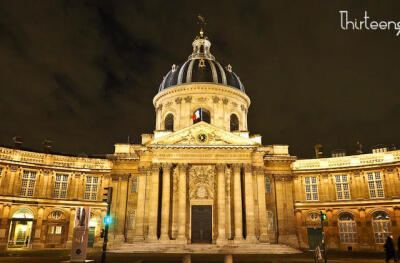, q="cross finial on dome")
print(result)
[197,14,206,38]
